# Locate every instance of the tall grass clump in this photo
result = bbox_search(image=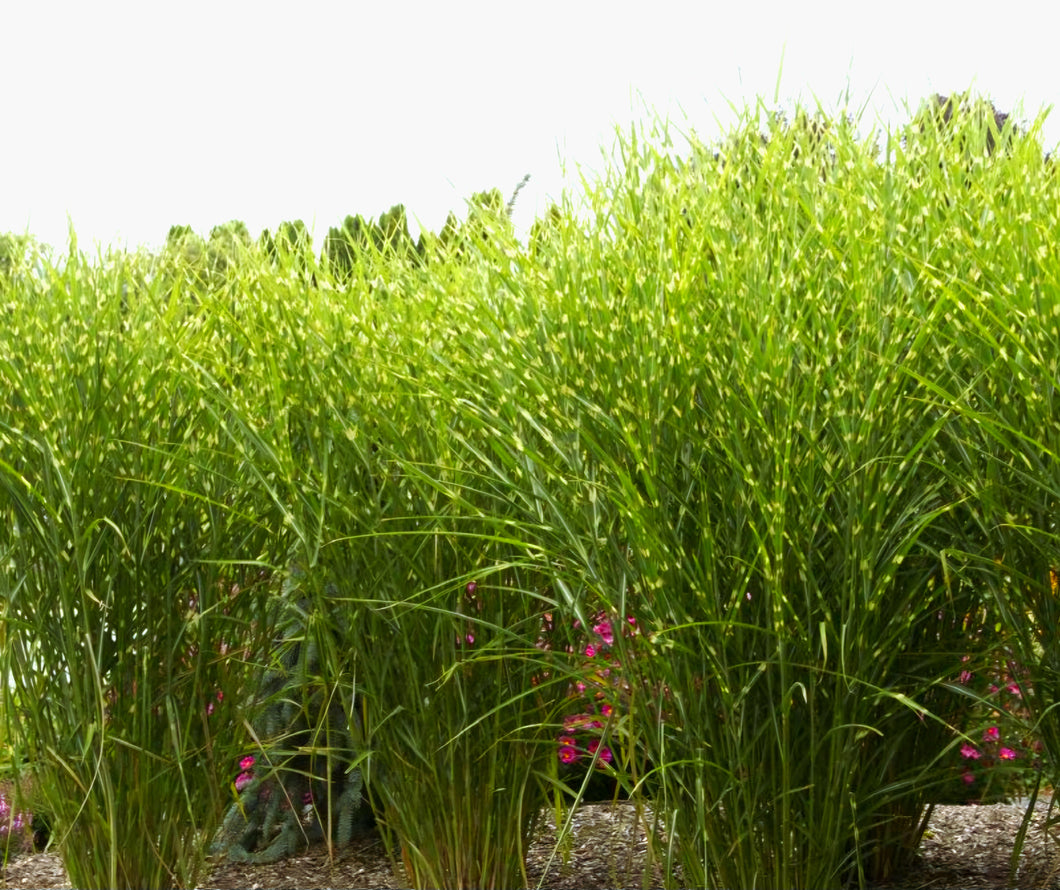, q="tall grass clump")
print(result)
[0,248,280,889]
[194,226,585,889]
[455,102,1034,888]
[900,96,1060,802]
